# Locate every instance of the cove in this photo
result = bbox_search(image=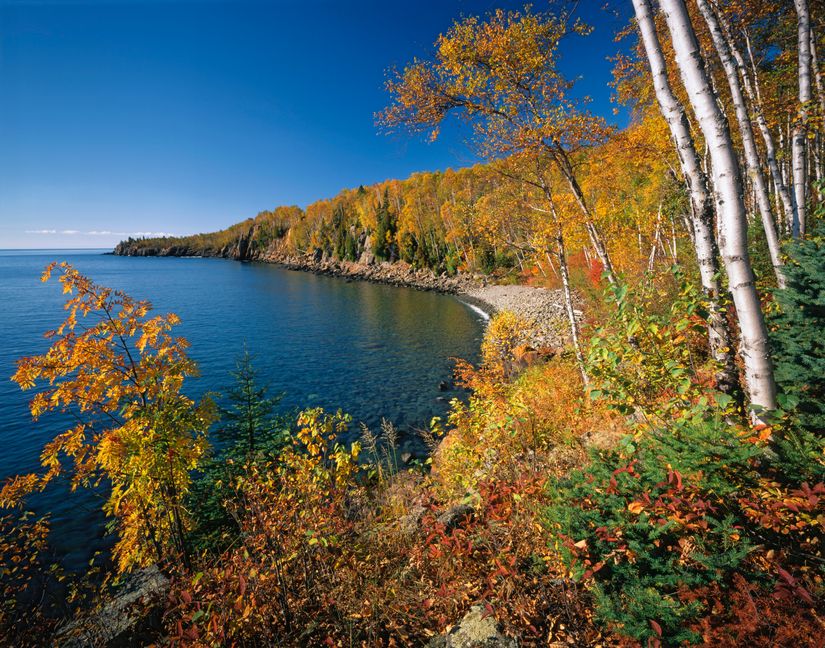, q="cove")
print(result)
[0,250,485,569]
